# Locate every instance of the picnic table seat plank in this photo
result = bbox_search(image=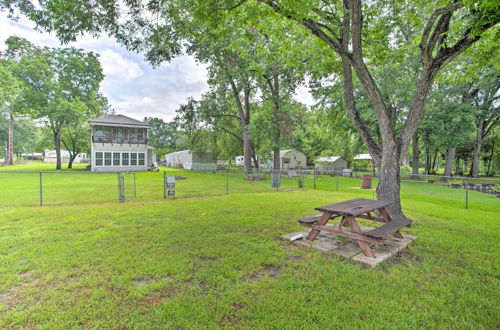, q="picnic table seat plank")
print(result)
[364,217,412,239]
[298,213,339,224]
